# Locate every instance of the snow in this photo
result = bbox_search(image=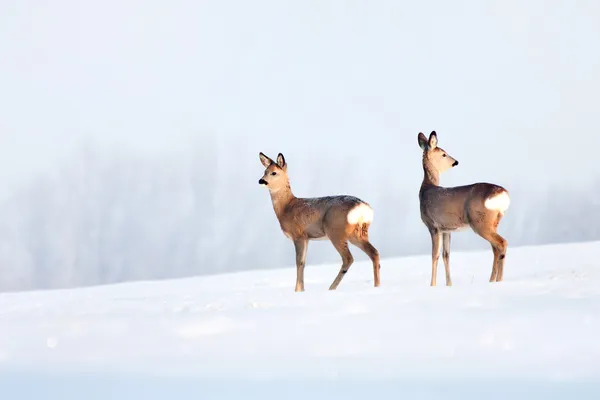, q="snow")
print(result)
[1,240,600,399]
